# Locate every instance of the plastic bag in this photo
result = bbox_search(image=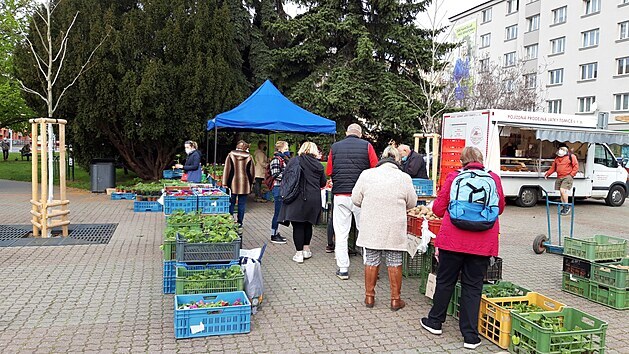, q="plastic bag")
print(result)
[240,258,264,314]
[417,218,436,254]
